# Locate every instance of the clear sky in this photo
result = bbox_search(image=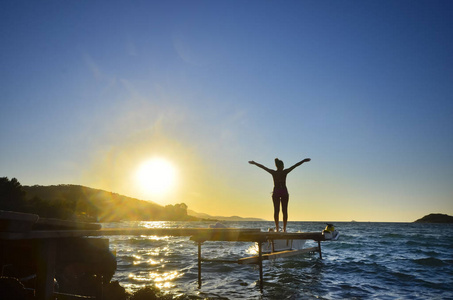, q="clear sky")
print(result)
[1,1,452,222]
